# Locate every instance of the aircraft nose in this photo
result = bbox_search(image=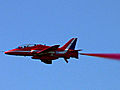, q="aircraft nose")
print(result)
[4,50,11,54]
